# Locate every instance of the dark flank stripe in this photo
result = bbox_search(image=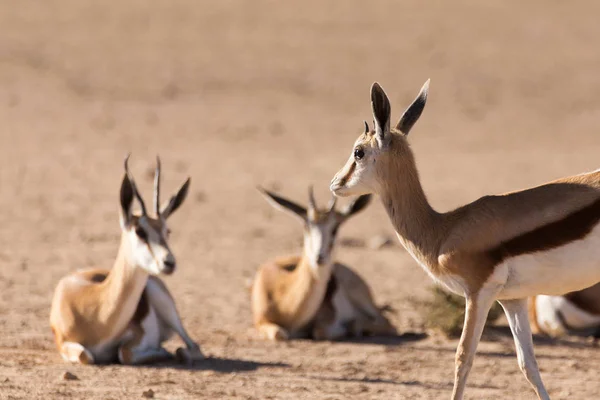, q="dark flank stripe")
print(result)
[339,162,356,186]
[488,198,600,264]
[564,287,600,315]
